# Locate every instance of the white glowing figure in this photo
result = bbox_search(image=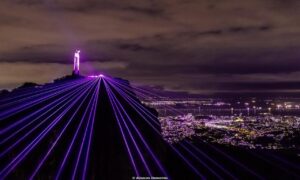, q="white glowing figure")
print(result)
[73,50,80,75]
